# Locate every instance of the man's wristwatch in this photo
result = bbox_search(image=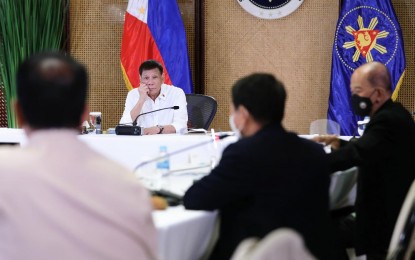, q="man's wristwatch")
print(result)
[157,125,164,134]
